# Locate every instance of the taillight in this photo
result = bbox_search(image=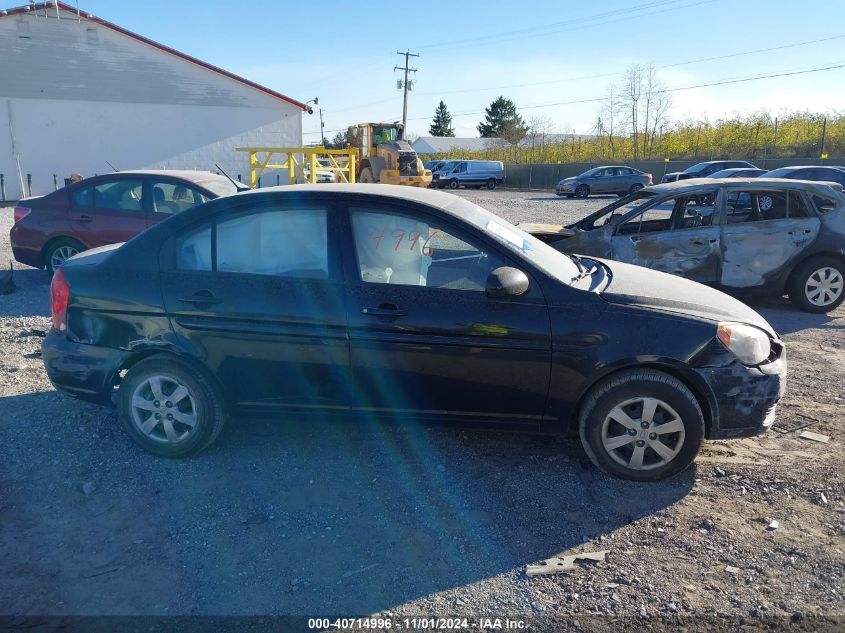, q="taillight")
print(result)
[50,268,70,332]
[645,173,653,184]
[13,206,31,223]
